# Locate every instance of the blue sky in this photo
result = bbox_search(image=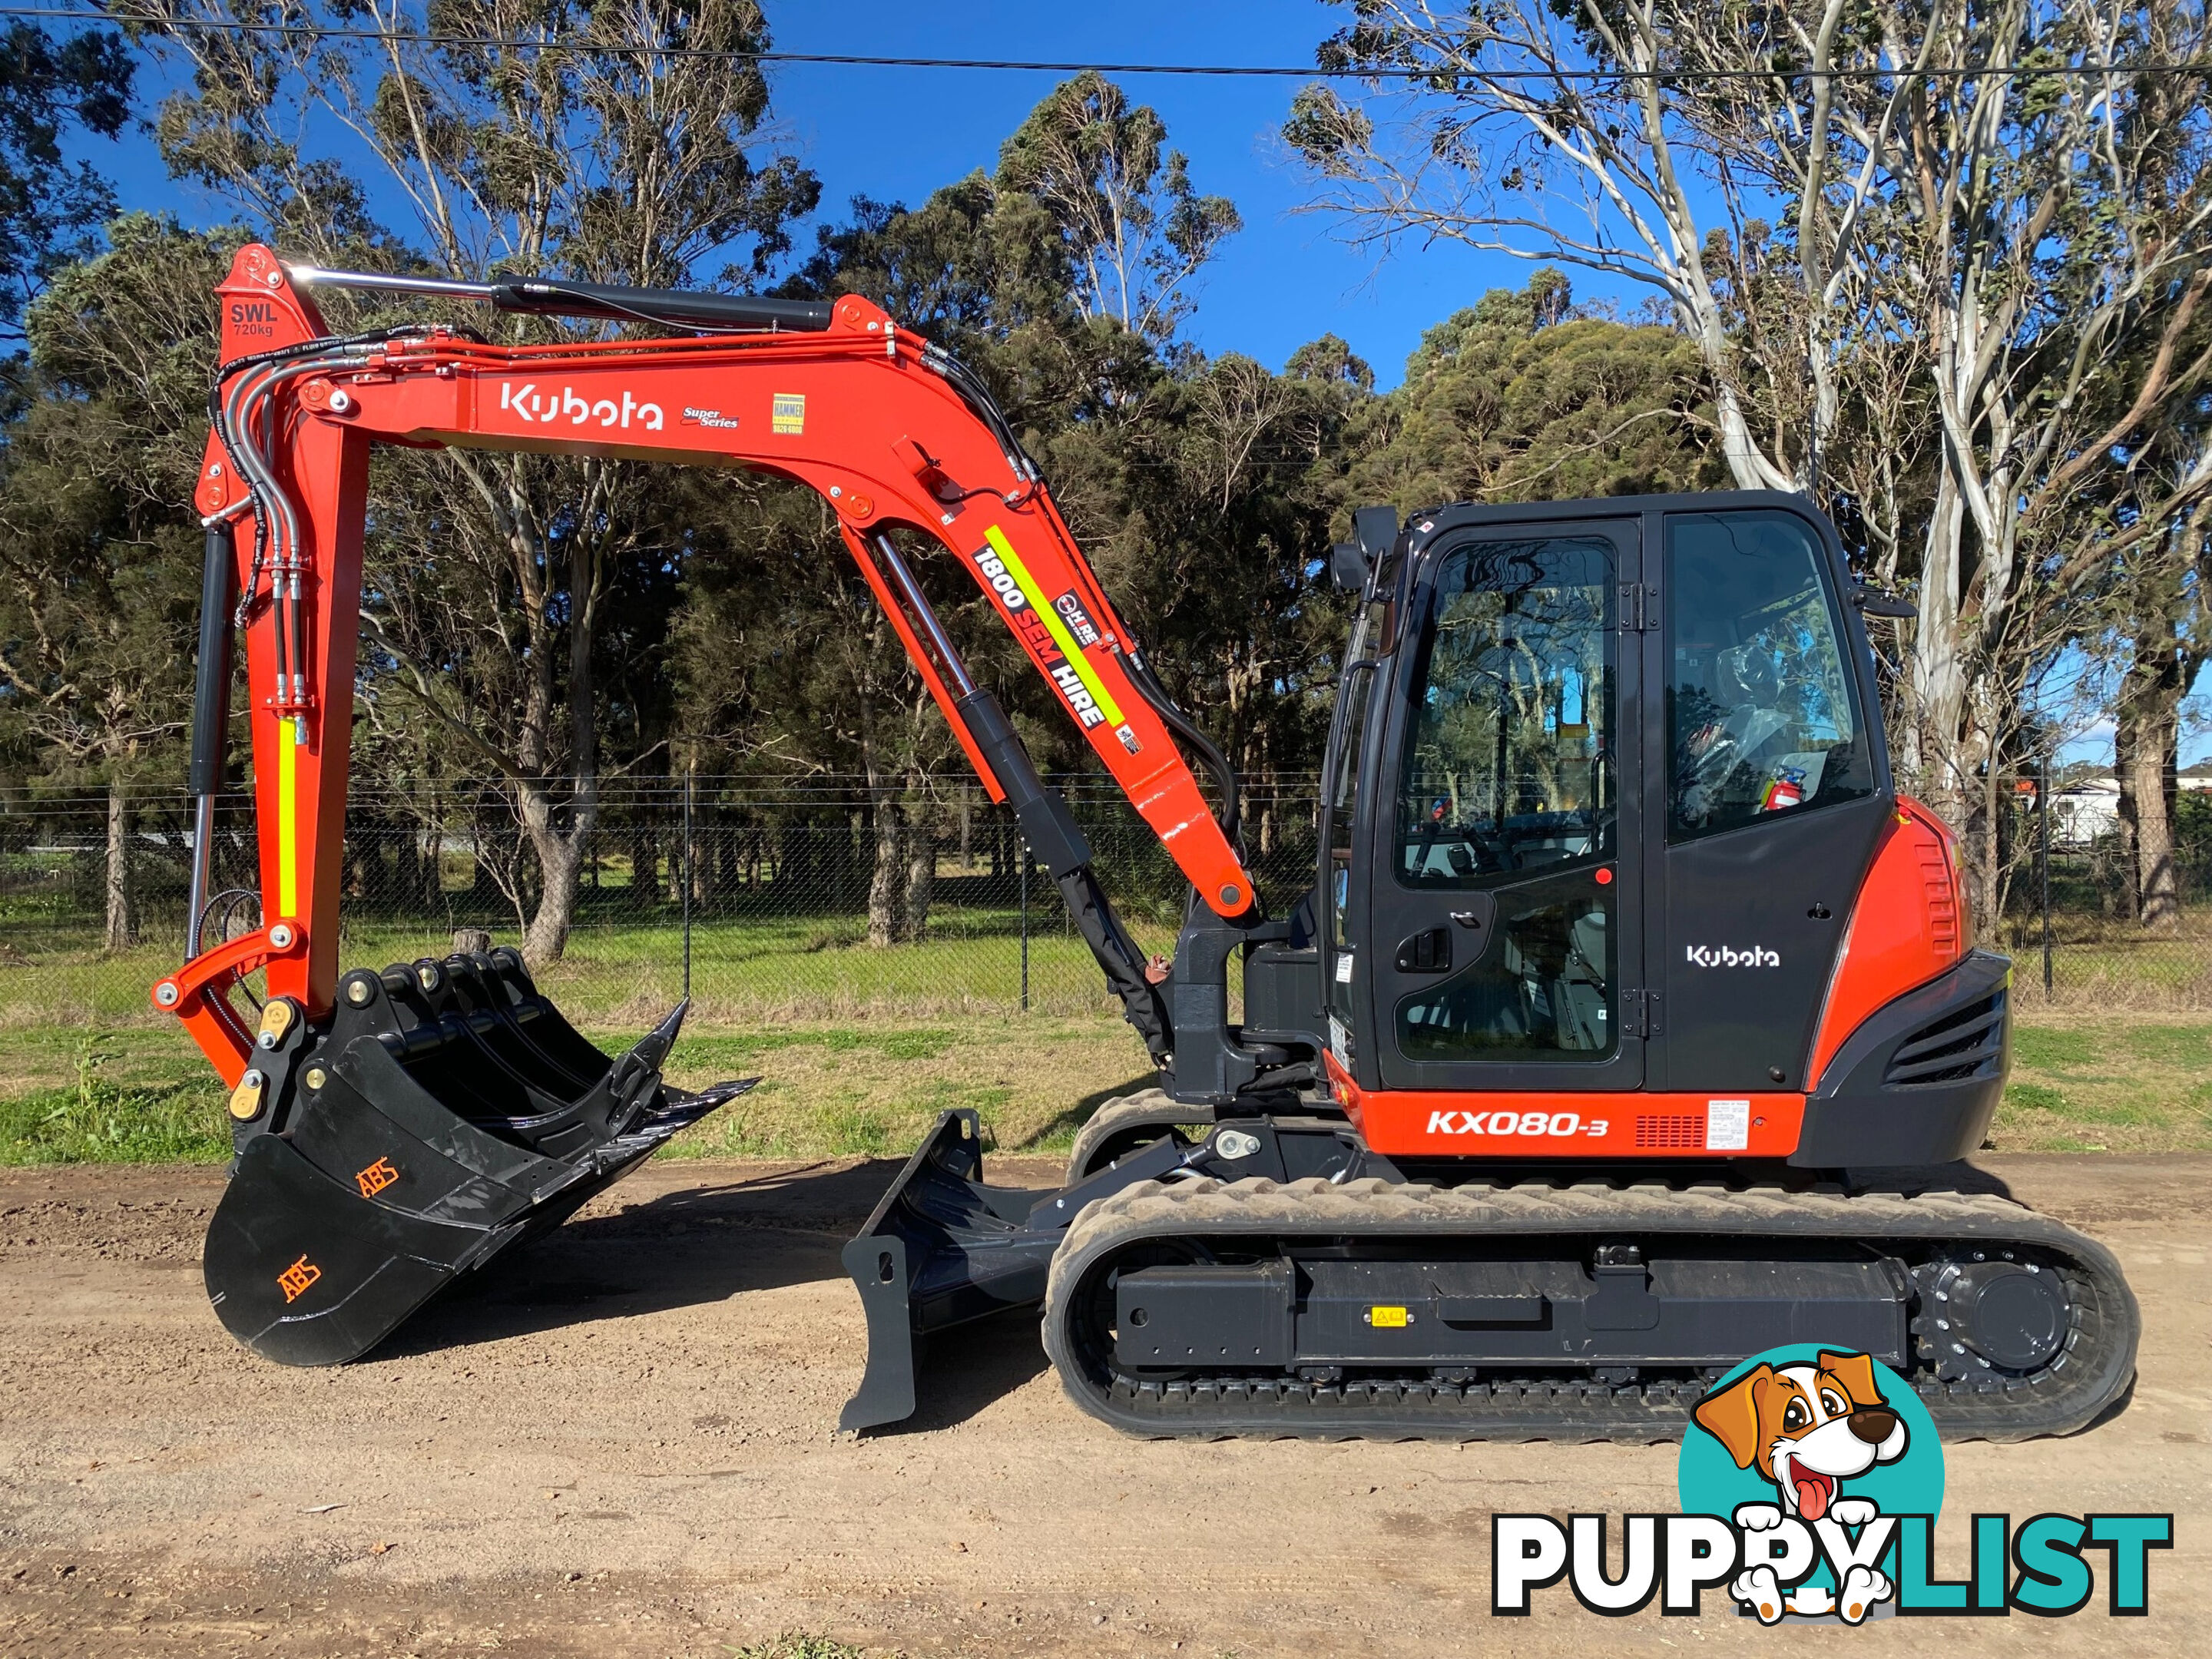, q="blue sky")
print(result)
[90,0,1590,392]
[75,2,2209,760]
